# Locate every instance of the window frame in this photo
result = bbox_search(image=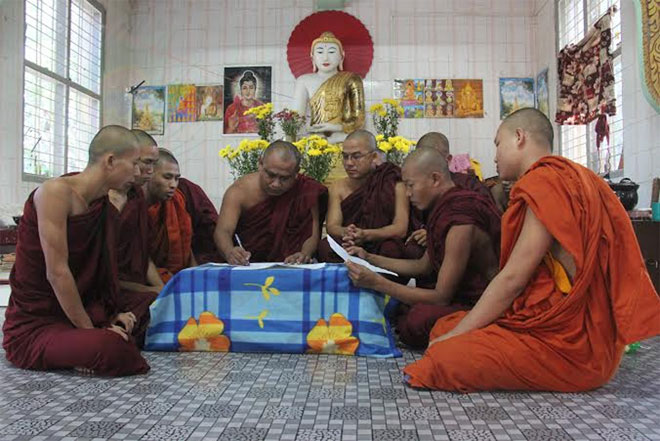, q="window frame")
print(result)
[21,0,106,183]
[555,0,623,178]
